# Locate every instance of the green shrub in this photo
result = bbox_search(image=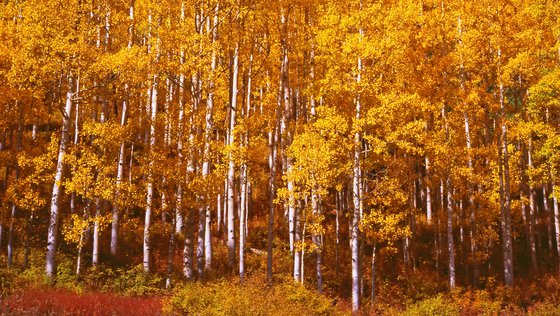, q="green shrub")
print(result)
[163,274,346,316]
[402,294,460,316]
[529,302,560,316]
[109,264,163,296]
[55,255,84,293]
[0,268,18,298]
